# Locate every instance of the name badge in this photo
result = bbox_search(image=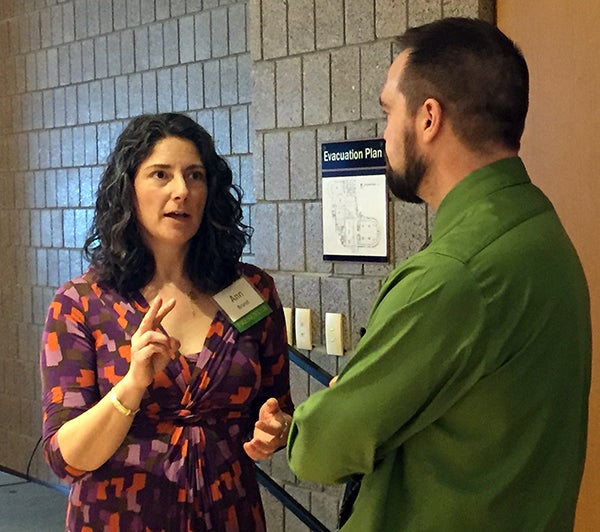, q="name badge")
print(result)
[212,277,272,332]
